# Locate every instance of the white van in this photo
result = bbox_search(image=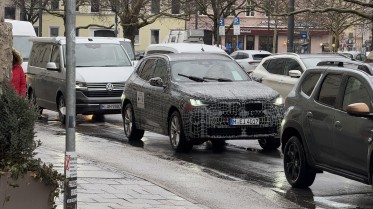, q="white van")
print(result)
[27,37,134,123]
[5,19,37,73]
[144,43,227,57]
